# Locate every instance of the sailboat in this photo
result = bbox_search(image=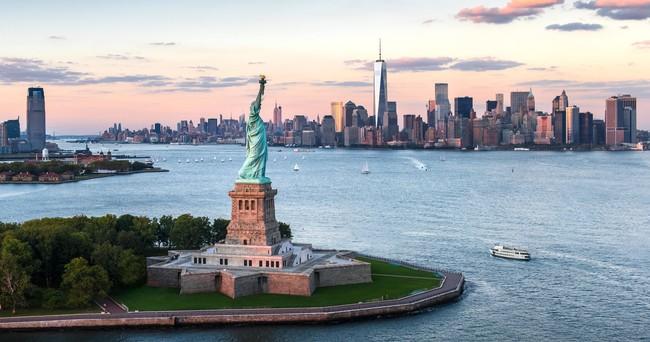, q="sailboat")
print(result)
[220,158,225,163]
[293,163,300,172]
[361,162,370,174]
[228,157,232,162]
